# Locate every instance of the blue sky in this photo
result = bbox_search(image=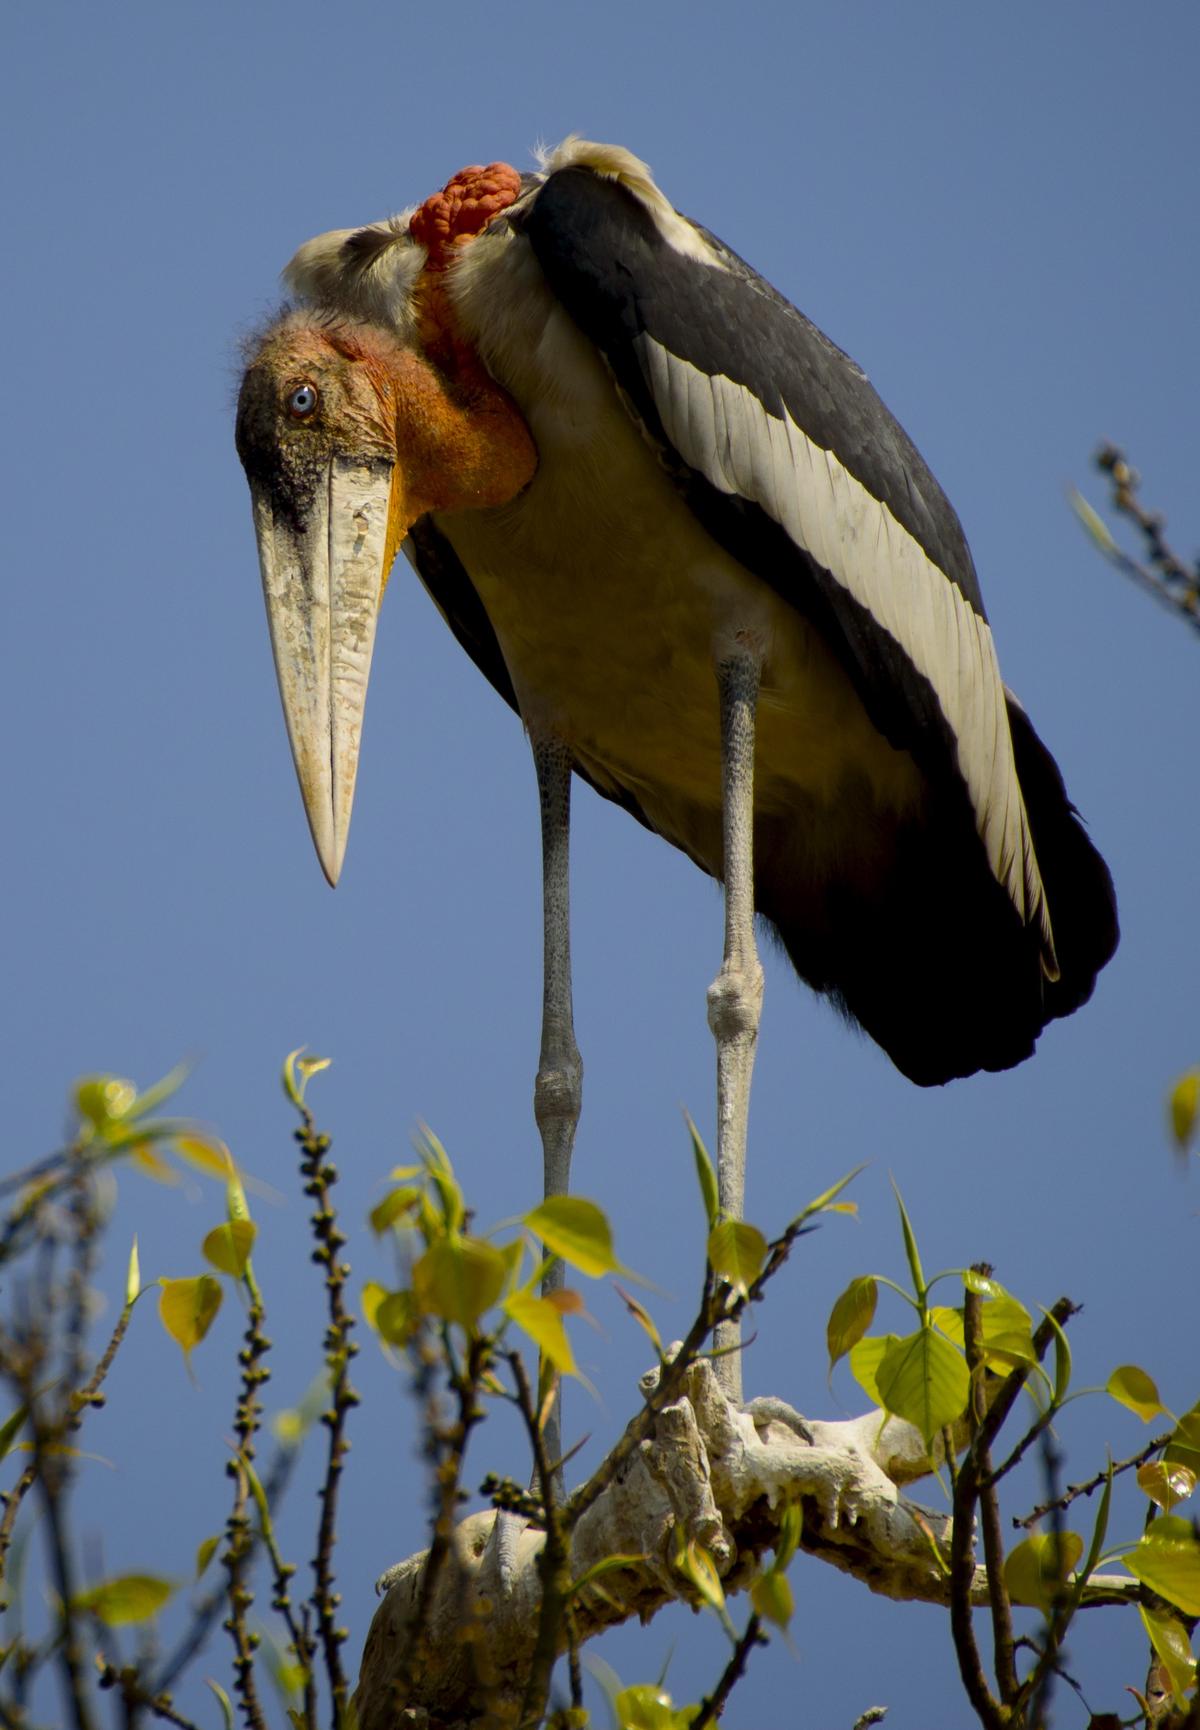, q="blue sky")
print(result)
[6,2,1199,1723]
